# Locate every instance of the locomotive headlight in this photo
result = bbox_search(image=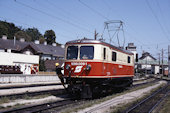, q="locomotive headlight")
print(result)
[85,64,91,71]
[66,64,71,70]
